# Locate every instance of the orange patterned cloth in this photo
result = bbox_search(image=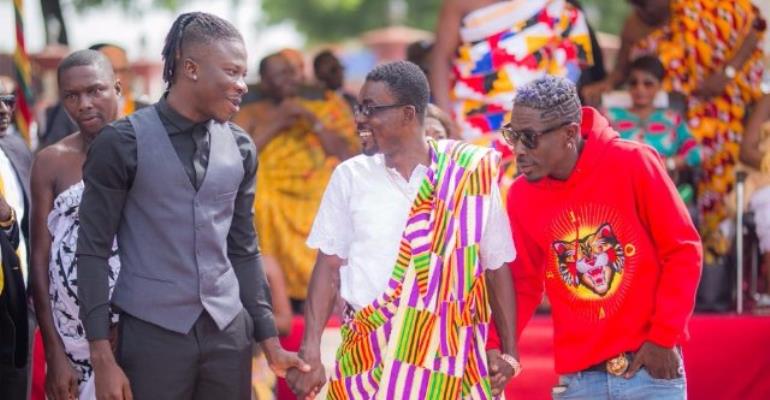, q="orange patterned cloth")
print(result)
[237,91,358,299]
[634,0,765,260]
